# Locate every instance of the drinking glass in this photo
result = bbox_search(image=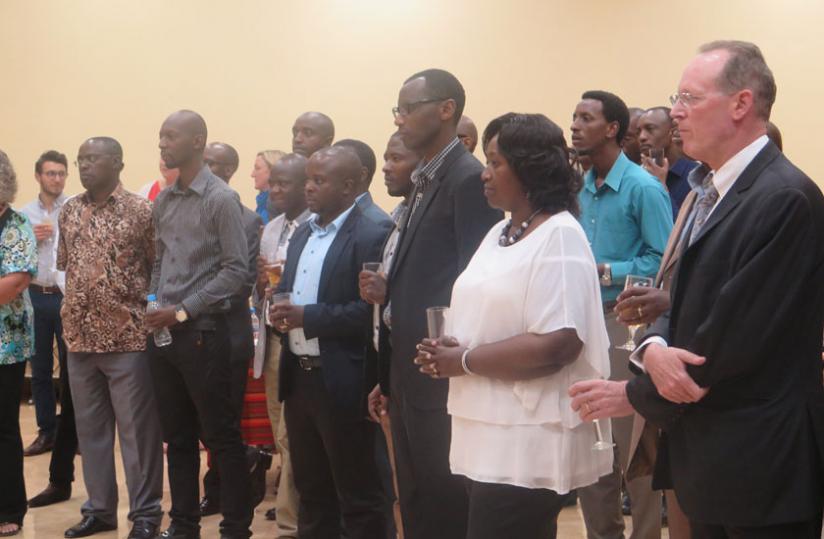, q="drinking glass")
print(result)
[616,275,654,351]
[267,292,291,327]
[426,306,449,340]
[592,418,614,451]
